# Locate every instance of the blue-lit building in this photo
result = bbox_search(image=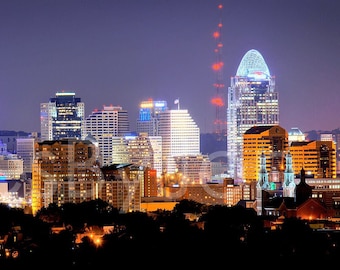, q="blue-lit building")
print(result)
[136,99,168,136]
